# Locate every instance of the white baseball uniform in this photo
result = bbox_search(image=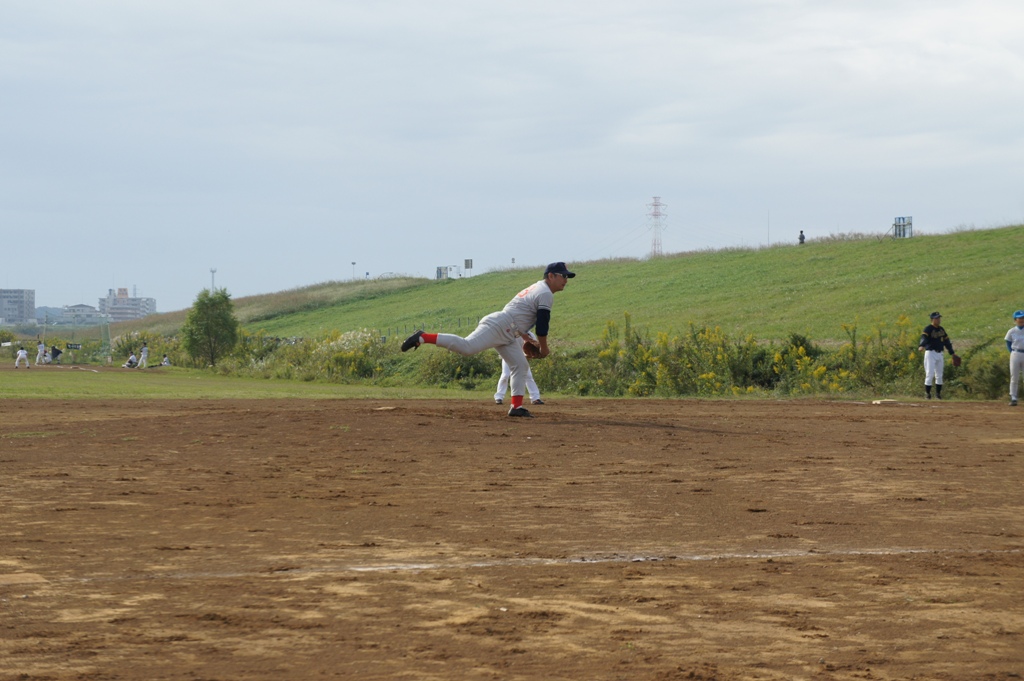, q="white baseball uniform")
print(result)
[436,279,553,398]
[1005,324,1024,399]
[35,342,45,365]
[138,345,149,368]
[919,322,954,387]
[923,350,945,386]
[15,348,30,368]
[495,336,541,402]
